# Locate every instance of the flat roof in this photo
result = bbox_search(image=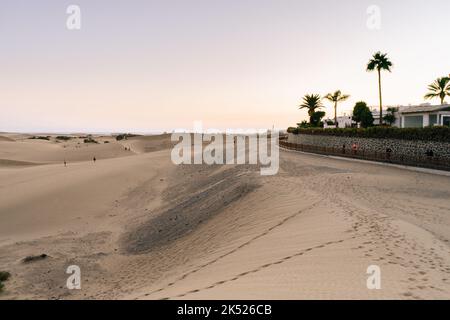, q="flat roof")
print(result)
[400,104,450,114]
